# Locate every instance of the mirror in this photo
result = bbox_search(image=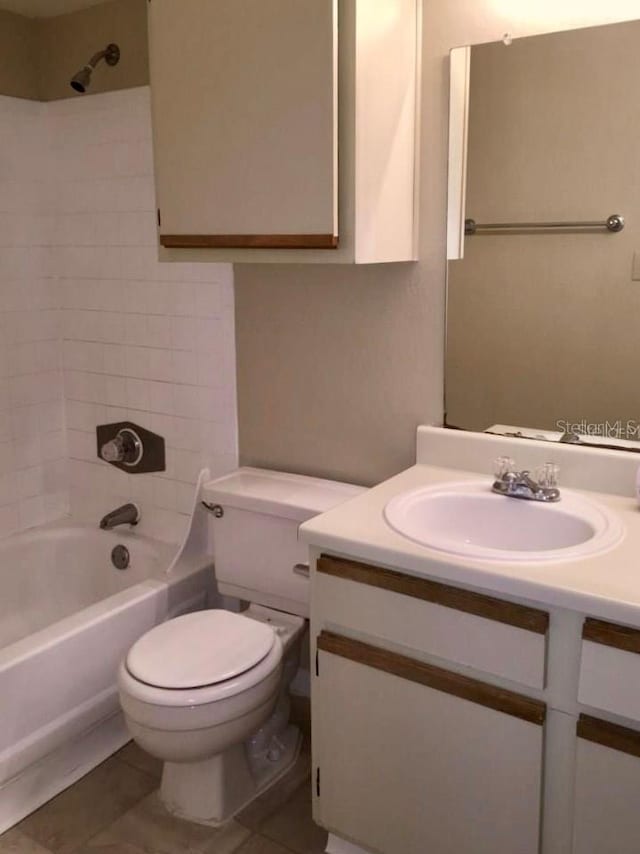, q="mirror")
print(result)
[446,19,640,449]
